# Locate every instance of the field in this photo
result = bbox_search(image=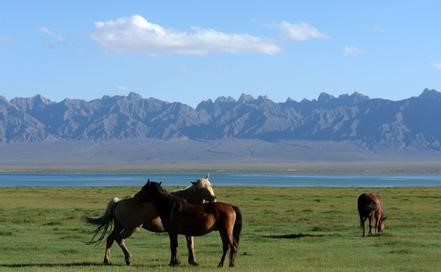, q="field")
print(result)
[1,186,441,271]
